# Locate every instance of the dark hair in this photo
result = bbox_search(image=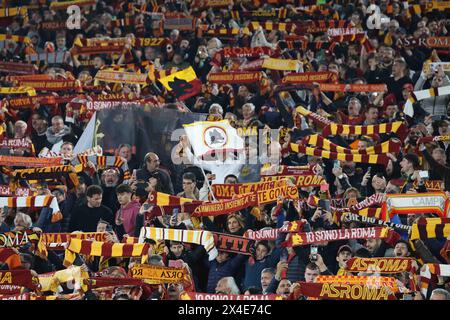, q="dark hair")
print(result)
[116,183,132,194]
[305,262,319,271]
[245,287,262,294]
[403,153,420,169]
[113,294,130,300]
[256,240,270,253]
[182,172,197,182]
[395,240,412,252]
[224,174,238,182]
[86,185,103,197]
